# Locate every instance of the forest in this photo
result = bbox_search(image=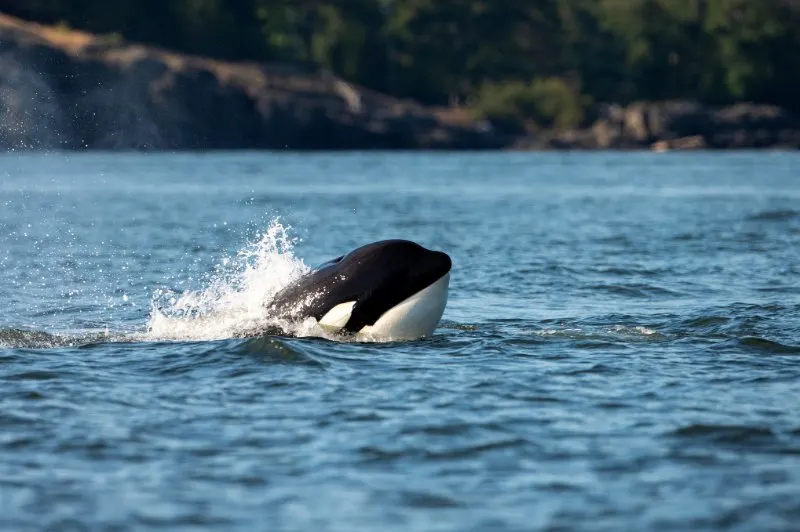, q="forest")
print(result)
[1,0,798,131]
